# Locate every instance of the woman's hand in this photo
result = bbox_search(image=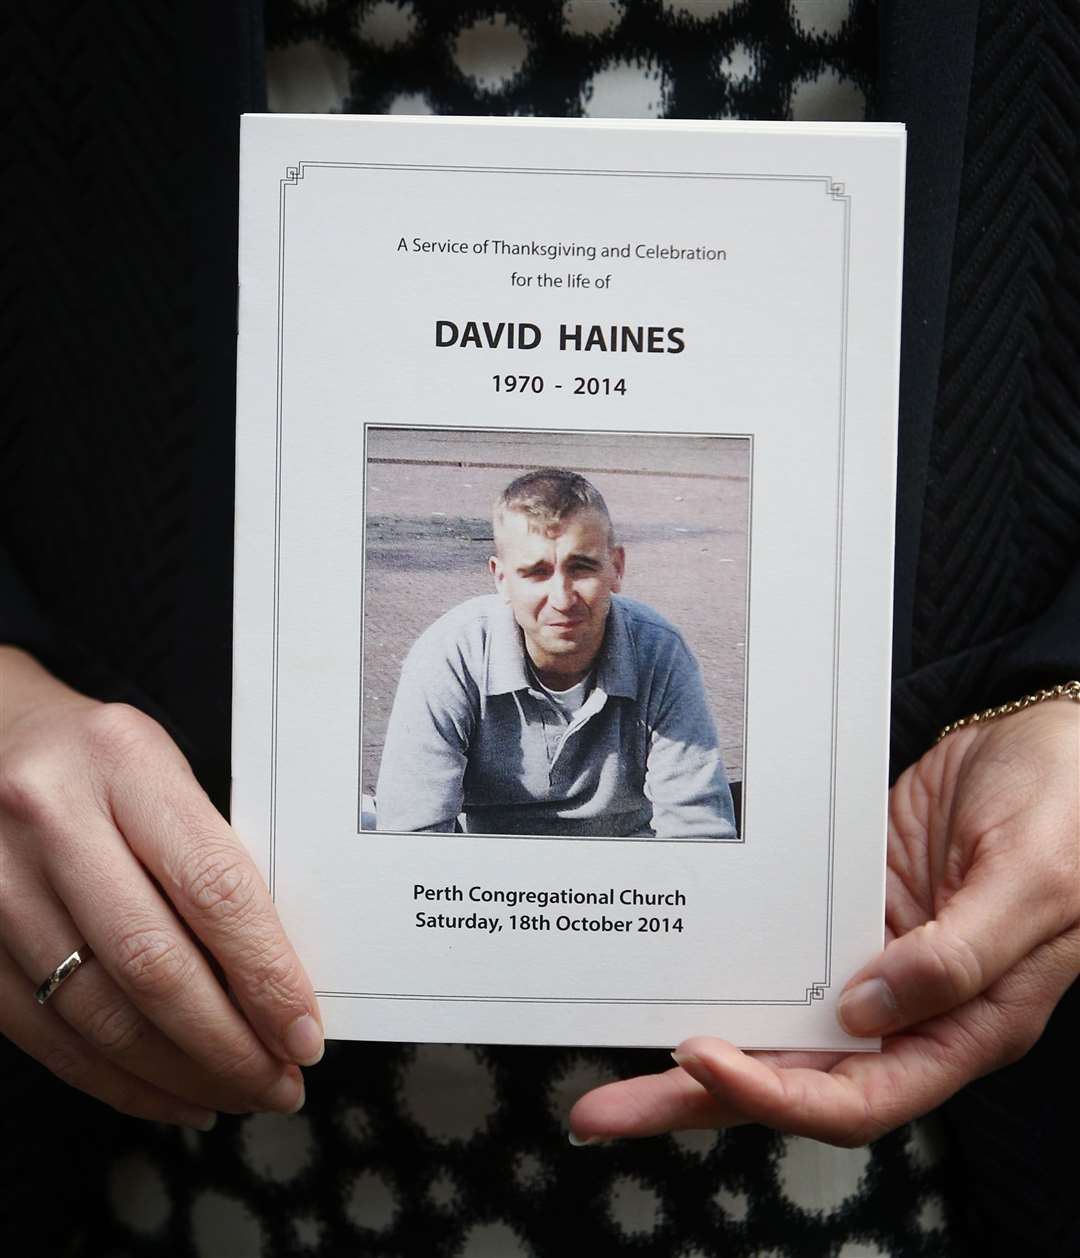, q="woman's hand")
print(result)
[0,647,324,1129]
[570,700,1080,1146]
